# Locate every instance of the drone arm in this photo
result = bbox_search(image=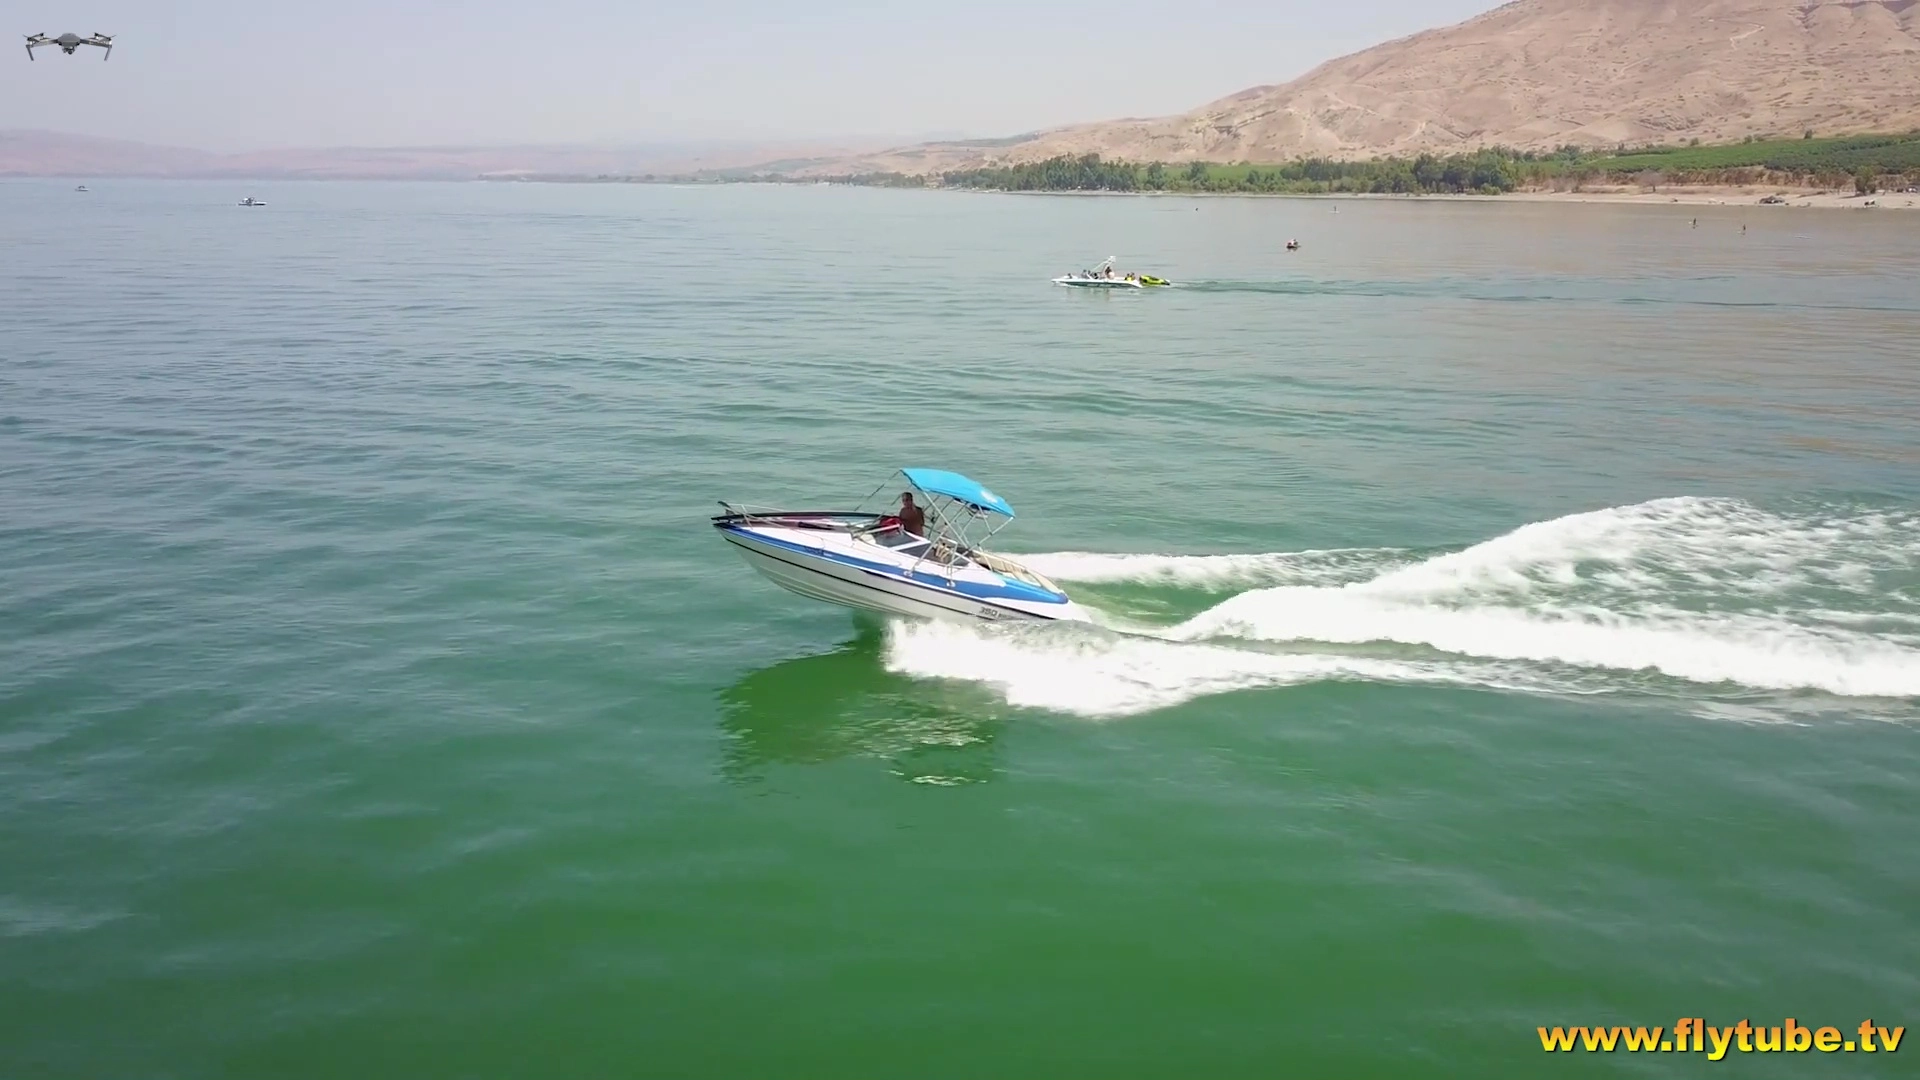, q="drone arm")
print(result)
[102,42,111,60]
